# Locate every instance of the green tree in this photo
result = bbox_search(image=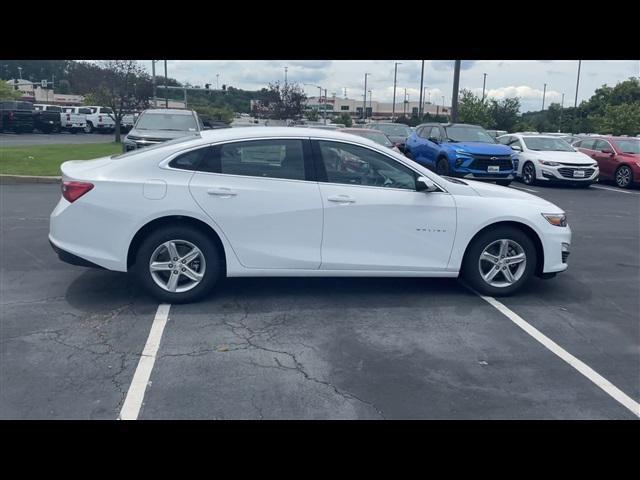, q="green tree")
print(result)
[190,103,234,124]
[488,97,521,131]
[458,89,493,127]
[85,60,149,142]
[0,81,22,100]
[332,112,352,127]
[594,103,640,136]
[306,109,319,122]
